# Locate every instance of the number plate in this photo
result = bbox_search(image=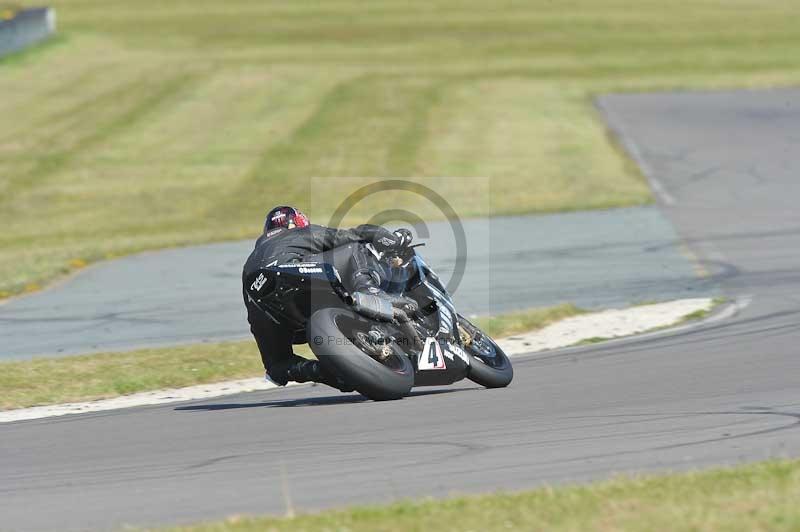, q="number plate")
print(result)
[418,337,447,370]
